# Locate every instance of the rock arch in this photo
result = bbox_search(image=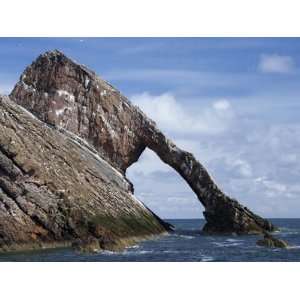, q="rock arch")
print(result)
[126,147,202,219]
[10,50,275,234]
